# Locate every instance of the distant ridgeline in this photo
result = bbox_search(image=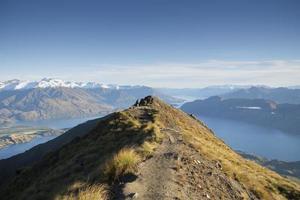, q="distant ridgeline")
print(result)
[221,86,300,104]
[0,79,182,125]
[158,86,300,104]
[181,96,300,135]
